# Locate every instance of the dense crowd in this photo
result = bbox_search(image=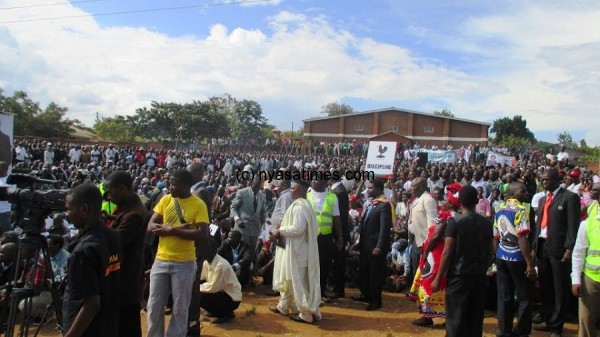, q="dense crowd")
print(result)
[1,136,599,337]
